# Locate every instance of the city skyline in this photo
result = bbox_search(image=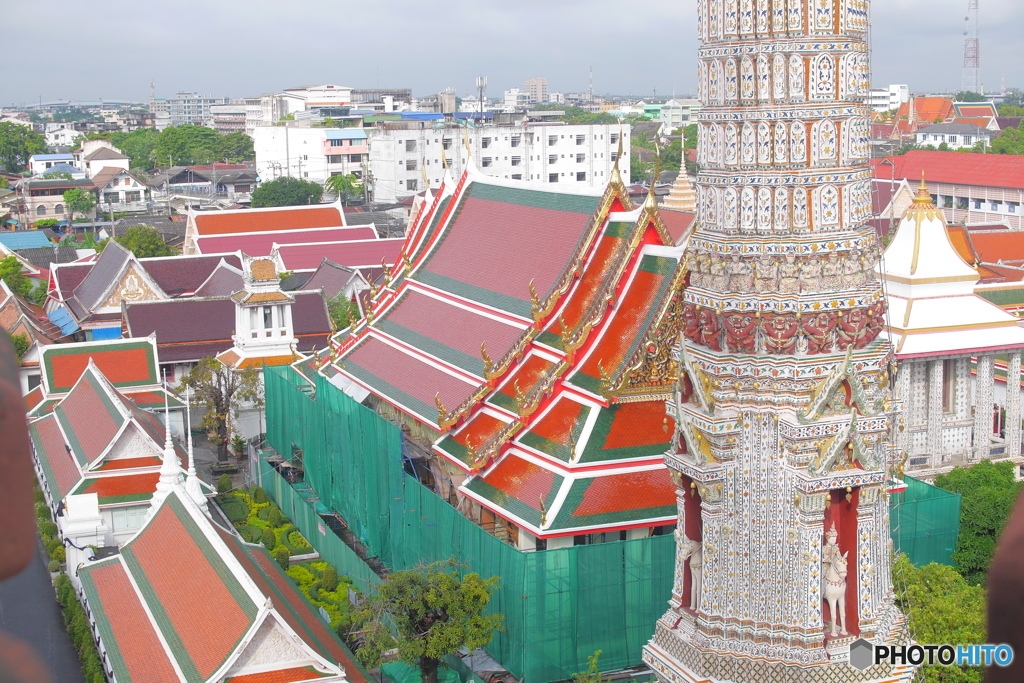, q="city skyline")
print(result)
[4,0,1023,107]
